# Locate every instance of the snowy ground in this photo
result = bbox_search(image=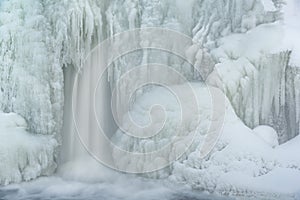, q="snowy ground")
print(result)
[0,112,57,185]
